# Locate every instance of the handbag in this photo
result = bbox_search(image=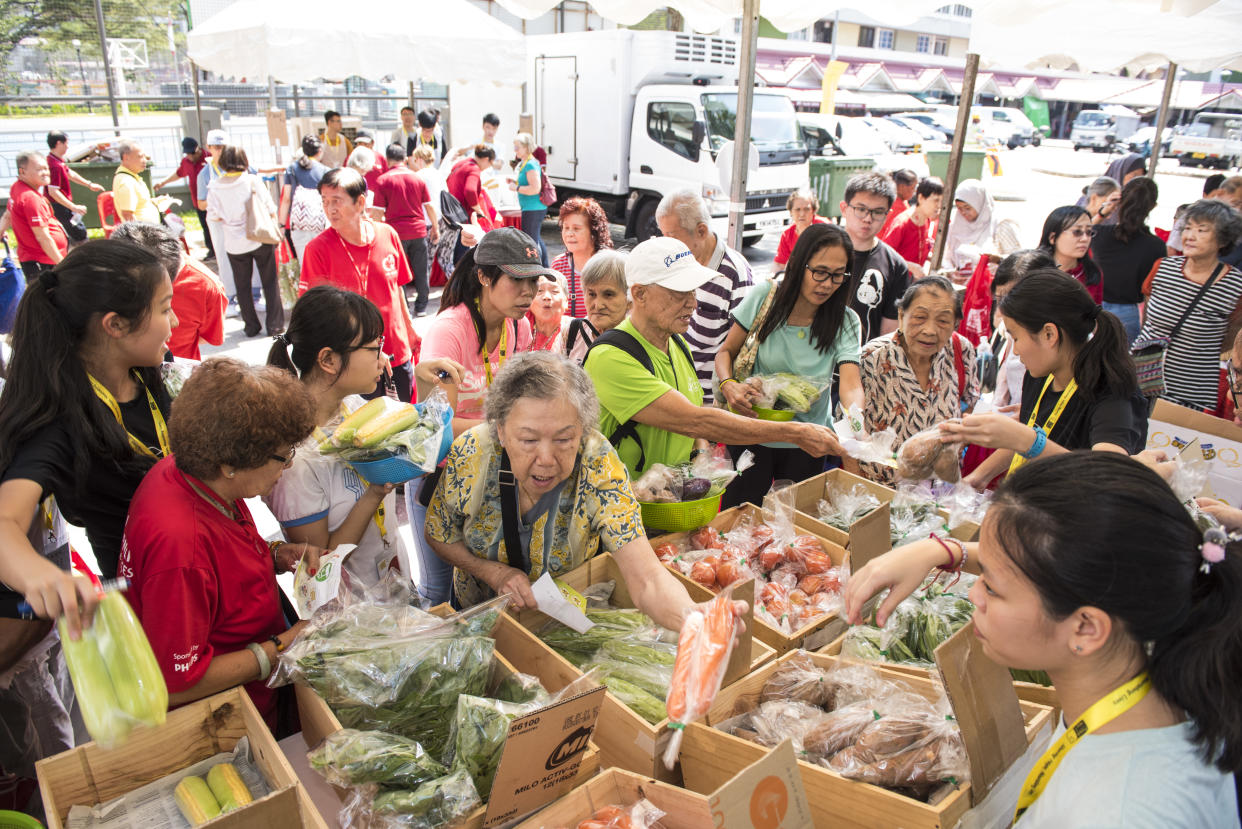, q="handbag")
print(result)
[732,279,781,381]
[244,178,283,246]
[537,164,557,207]
[289,183,327,233]
[1130,262,1224,399]
[0,239,25,335]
